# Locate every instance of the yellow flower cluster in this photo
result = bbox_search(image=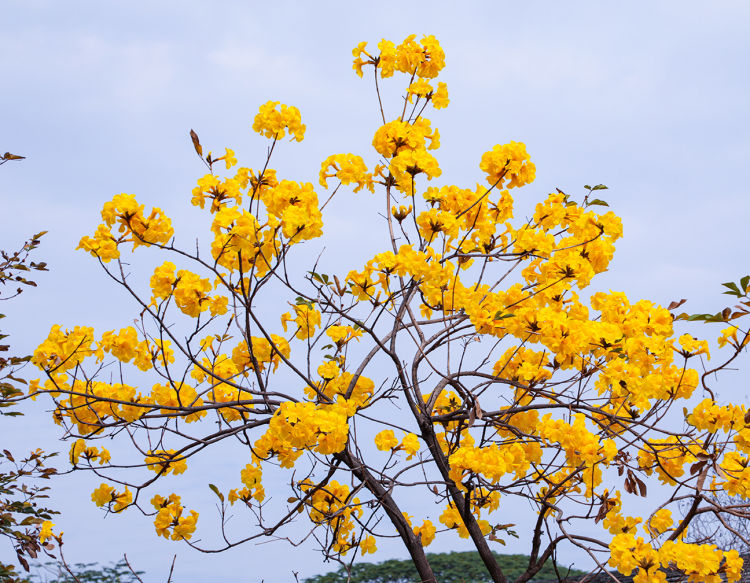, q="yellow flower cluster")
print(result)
[91,483,132,513]
[718,325,750,349]
[38,521,56,545]
[305,370,374,415]
[319,154,374,193]
[151,493,199,541]
[352,35,445,81]
[412,519,436,546]
[252,101,306,142]
[448,437,542,486]
[540,413,618,468]
[492,346,552,385]
[281,303,321,340]
[373,430,420,458]
[439,500,494,540]
[638,436,702,486]
[647,509,673,536]
[145,450,188,476]
[609,534,743,583]
[371,119,441,194]
[149,262,228,318]
[687,398,746,433]
[230,335,291,373]
[299,480,363,555]
[69,439,110,466]
[325,324,362,347]
[148,382,206,423]
[601,490,642,535]
[42,378,143,434]
[209,206,272,276]
[235,462,265,503]
[719,451,750,497]
[677,333,710,359]
[254,401,350,468]
[194,168,323,277]
[374,429,398,451]
[32,325,98,373]
[77,193,173,262]
[191,169,245,212]
[479,142,536,189]
[99,327,153,371]
[262,180,323,241]
[190,353,247,421]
